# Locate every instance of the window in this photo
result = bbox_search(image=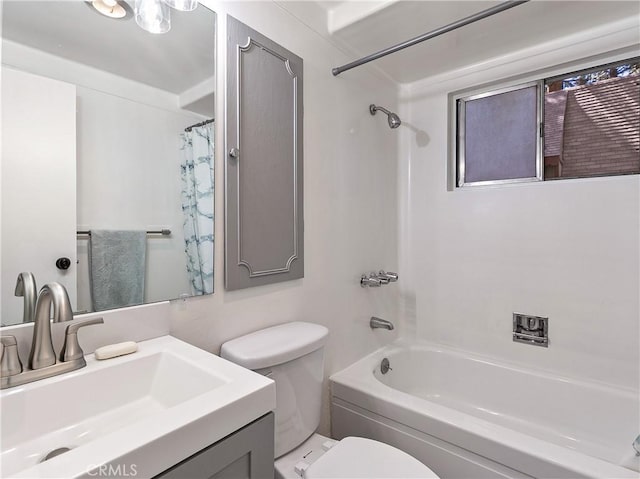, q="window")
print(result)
[455,58,640,187]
